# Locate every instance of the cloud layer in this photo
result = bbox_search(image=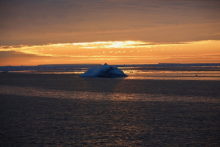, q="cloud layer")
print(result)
[0,0,220,45]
